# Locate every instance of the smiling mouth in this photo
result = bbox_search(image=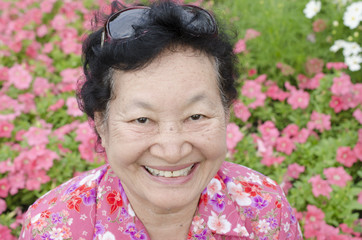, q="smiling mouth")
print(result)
[144,164,195,178]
